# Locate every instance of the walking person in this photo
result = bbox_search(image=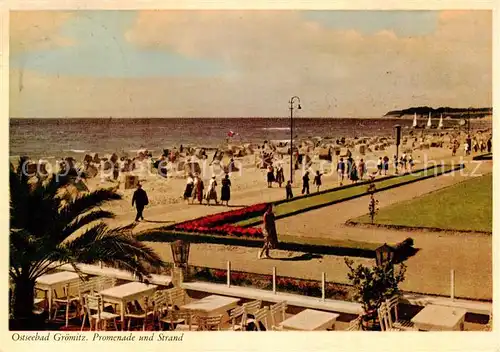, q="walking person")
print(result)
[258,205,278,259]
[285,180,293,200]
[313,171,322,192]
[275,165,285,188]
[267,164,275,188]
[220,174,231,206]
[206,176,218,206]
[452,140,457,156]
[337,157,346,185]
[383,156,389,175]
[466,135,472,155]
[132,184,149,222]
[487,138,492,153]
[377,157,383,175]
[183,173,194,204]
[393,155,398,173]
[464,141,470,156]
[350,161,359,183]
[346,157,353,180]
[408,155,414,170]
[358,159,366,180]
[302,171,310,195]
[193,175,204,205]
